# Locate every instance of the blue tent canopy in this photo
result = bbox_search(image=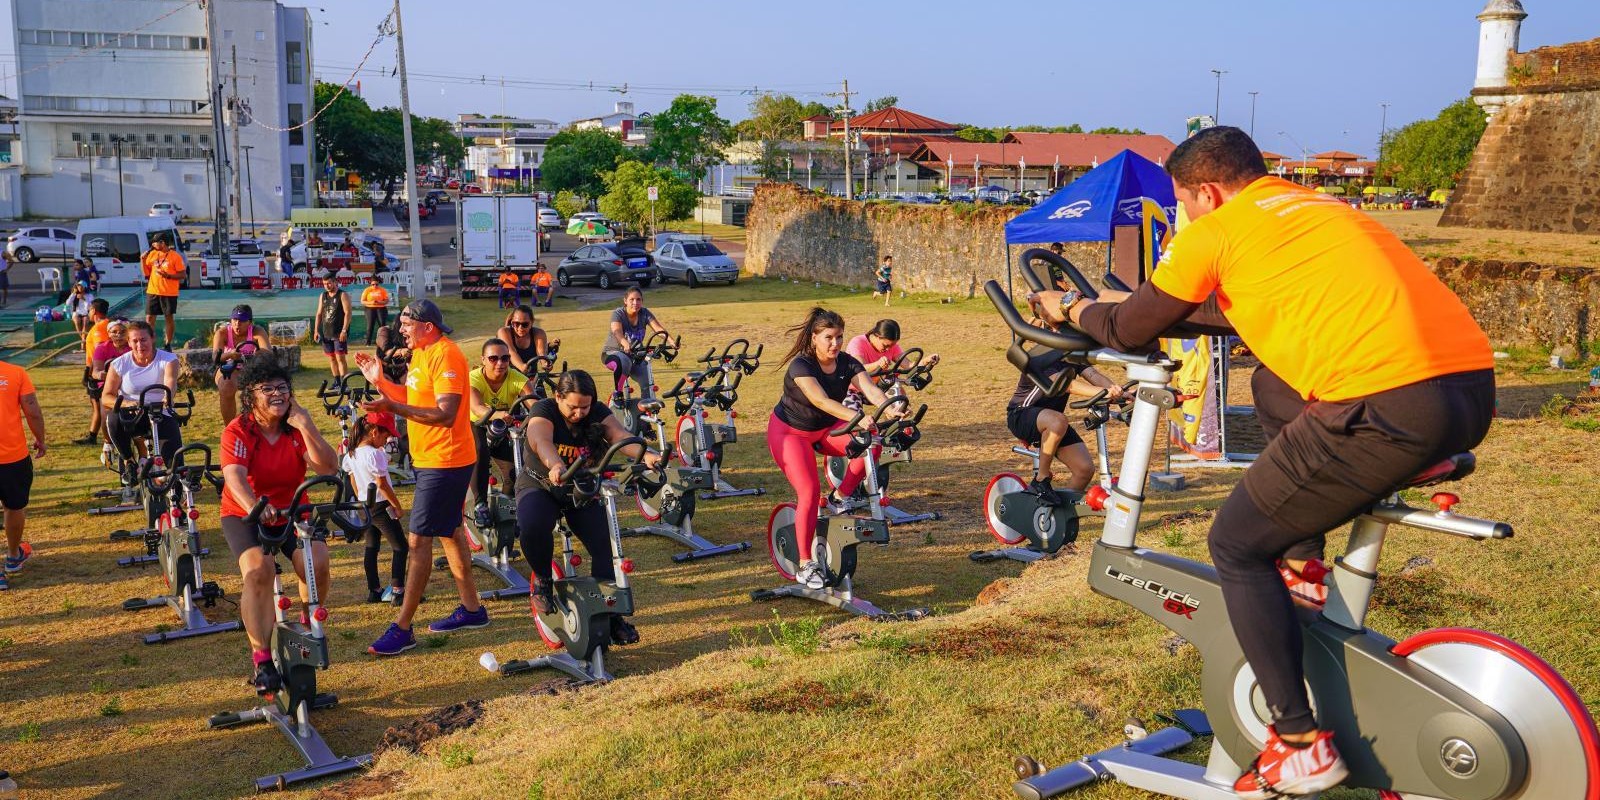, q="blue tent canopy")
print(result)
[1003,150,1176,244]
